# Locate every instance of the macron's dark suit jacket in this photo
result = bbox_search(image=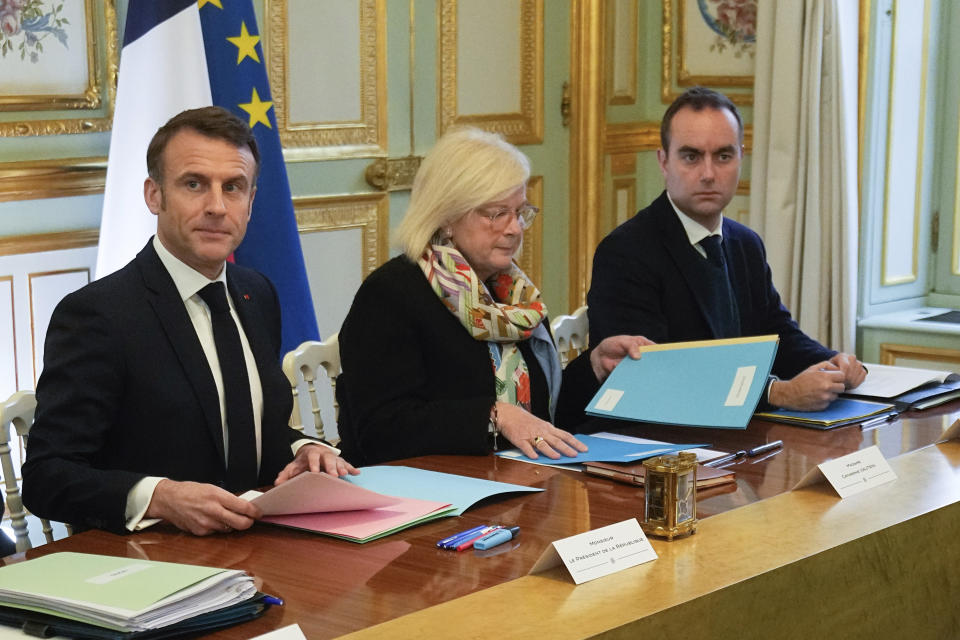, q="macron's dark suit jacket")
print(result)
[587,191,835,378]
[22,240,297,533]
